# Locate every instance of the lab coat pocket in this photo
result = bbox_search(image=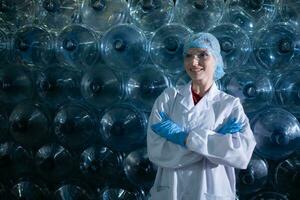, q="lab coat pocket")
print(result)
[204,193,236,200]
